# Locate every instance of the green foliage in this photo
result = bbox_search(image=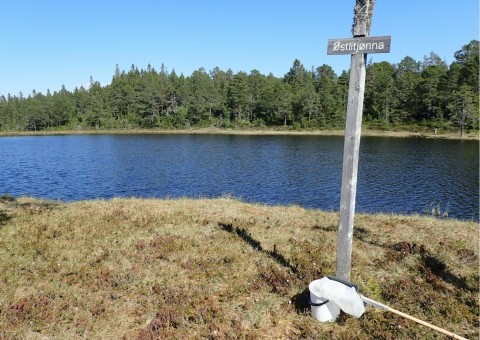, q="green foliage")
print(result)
[0,40,478,133]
